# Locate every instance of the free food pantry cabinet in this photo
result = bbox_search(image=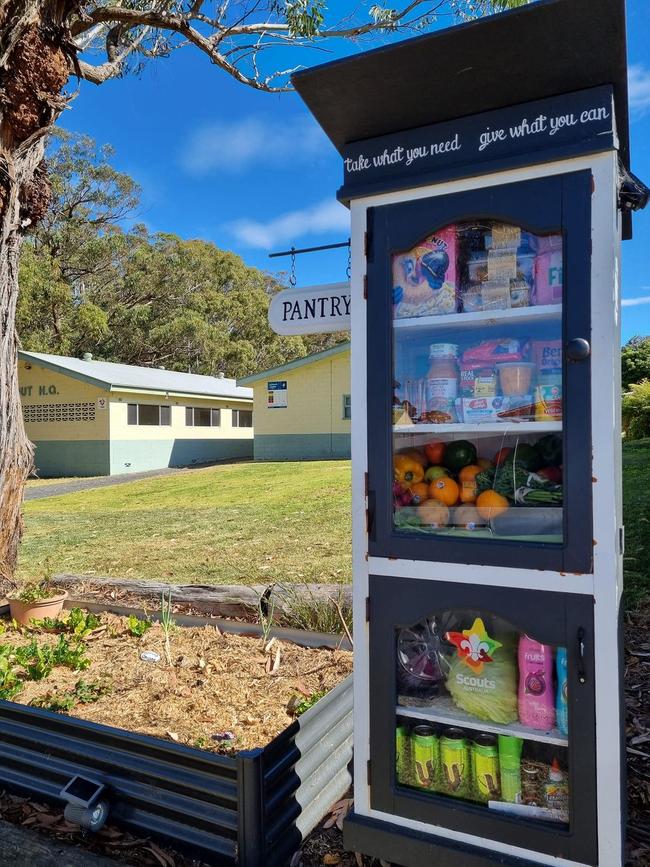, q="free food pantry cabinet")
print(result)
[292,1,647,865]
